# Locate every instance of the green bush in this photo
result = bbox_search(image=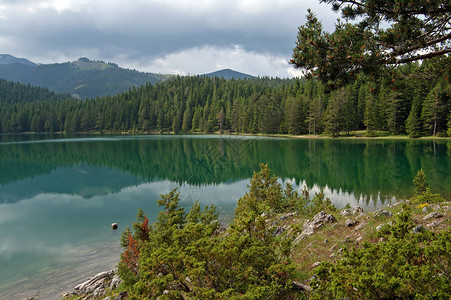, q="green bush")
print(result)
[118,164,302,299]
[309,210,450,299]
